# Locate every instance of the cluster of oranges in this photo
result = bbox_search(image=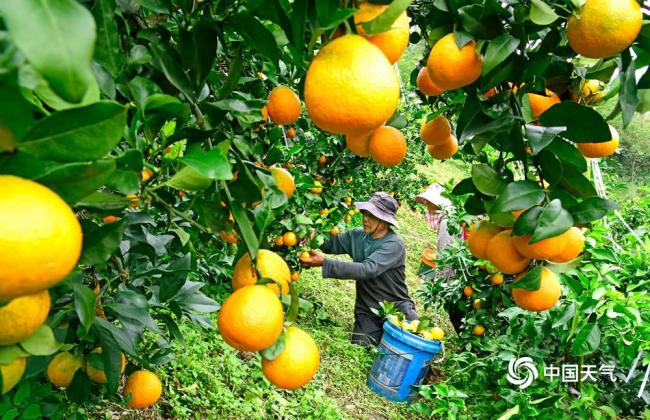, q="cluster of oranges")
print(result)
[419,115,458,161]
[218,249,320,389]
[0,176,161,408]
[388,315,445,342]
